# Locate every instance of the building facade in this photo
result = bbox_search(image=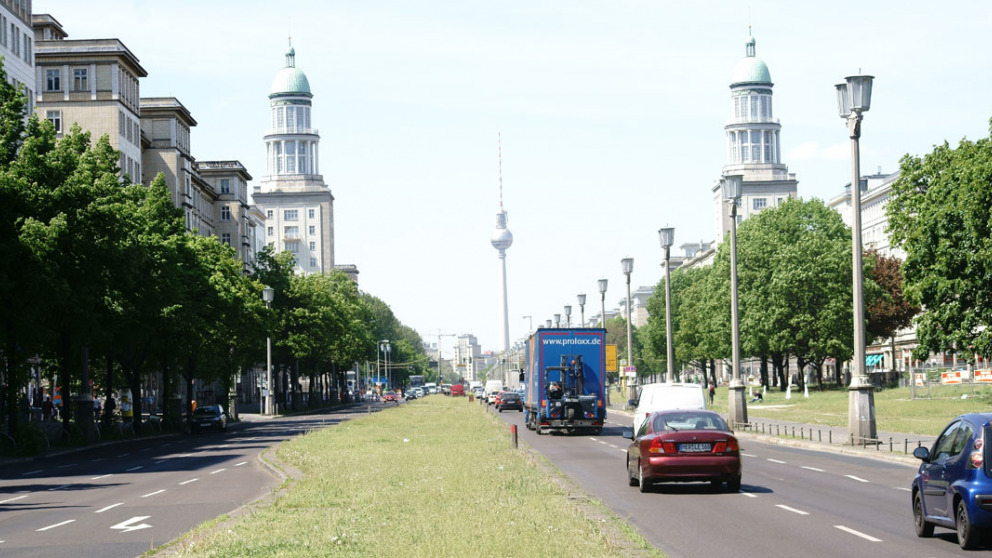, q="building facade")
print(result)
[253,43,334,275]
[1,0,34,112]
